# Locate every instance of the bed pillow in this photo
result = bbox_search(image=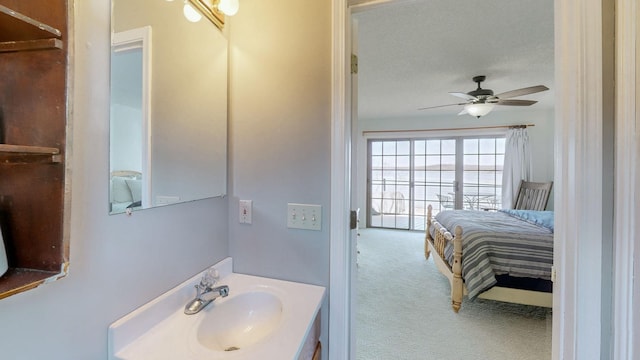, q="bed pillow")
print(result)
[111,176,133,203]
[125,179,142,203]
[500,209,554,232]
